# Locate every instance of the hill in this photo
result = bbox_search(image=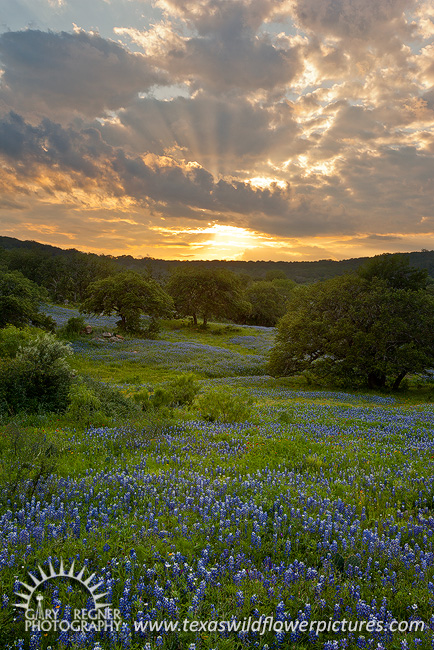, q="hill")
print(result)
[1,235,434,283]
